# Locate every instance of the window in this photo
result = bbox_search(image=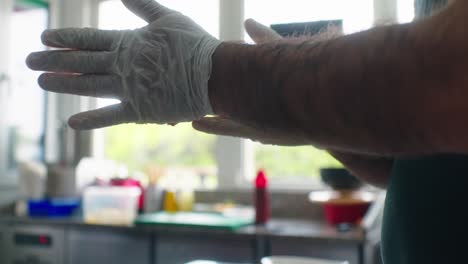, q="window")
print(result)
[85,0,416,189]
[0,1,48,180]
[398,0,415,23]
[245,0,374,35]
[243,0,415,184]
[243,0,376,183]
[95,0,220,189]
